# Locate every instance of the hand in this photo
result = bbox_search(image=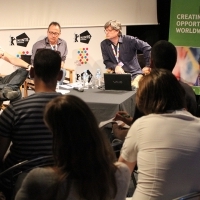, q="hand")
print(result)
[113,111,133,126]
[142,66,151,75]
[115,65,125,74]
[112,124,129,140]
[26,65,32,71]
